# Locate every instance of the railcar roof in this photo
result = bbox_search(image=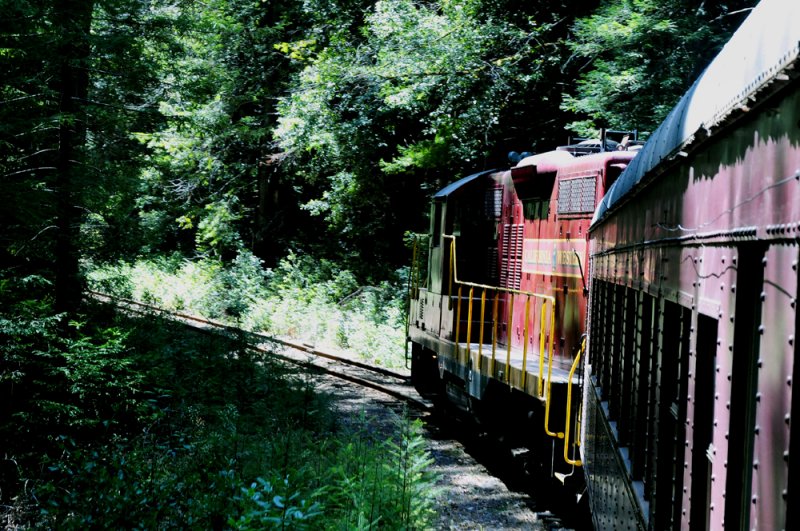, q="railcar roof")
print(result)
[433,169,498,199]
[591,0,800,226]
